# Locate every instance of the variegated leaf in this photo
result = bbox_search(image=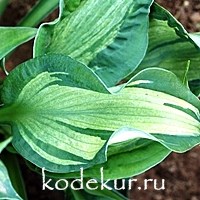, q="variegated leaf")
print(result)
[0,55,199,175]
